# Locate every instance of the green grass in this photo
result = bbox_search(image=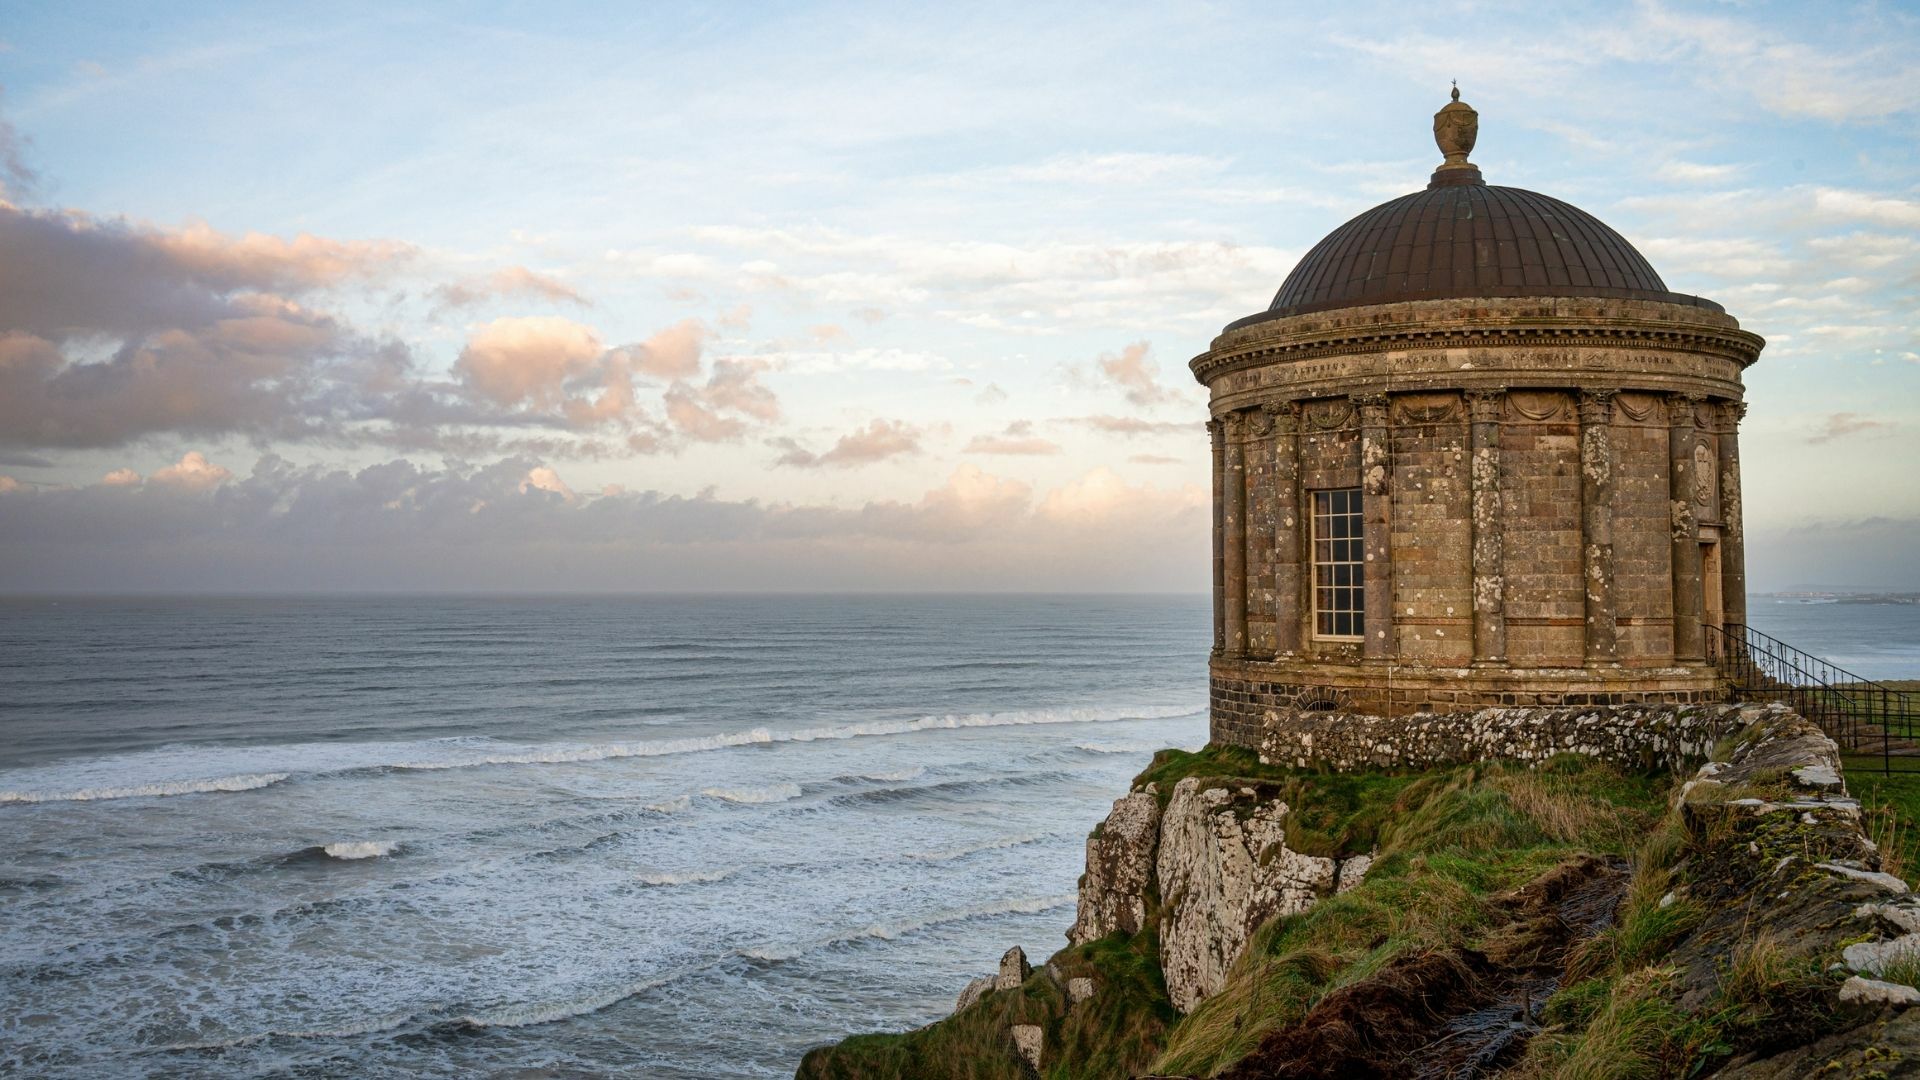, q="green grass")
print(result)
[1840,753,1920,881]
[803,751,1672,1080]
[1149,755,1667,1077]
